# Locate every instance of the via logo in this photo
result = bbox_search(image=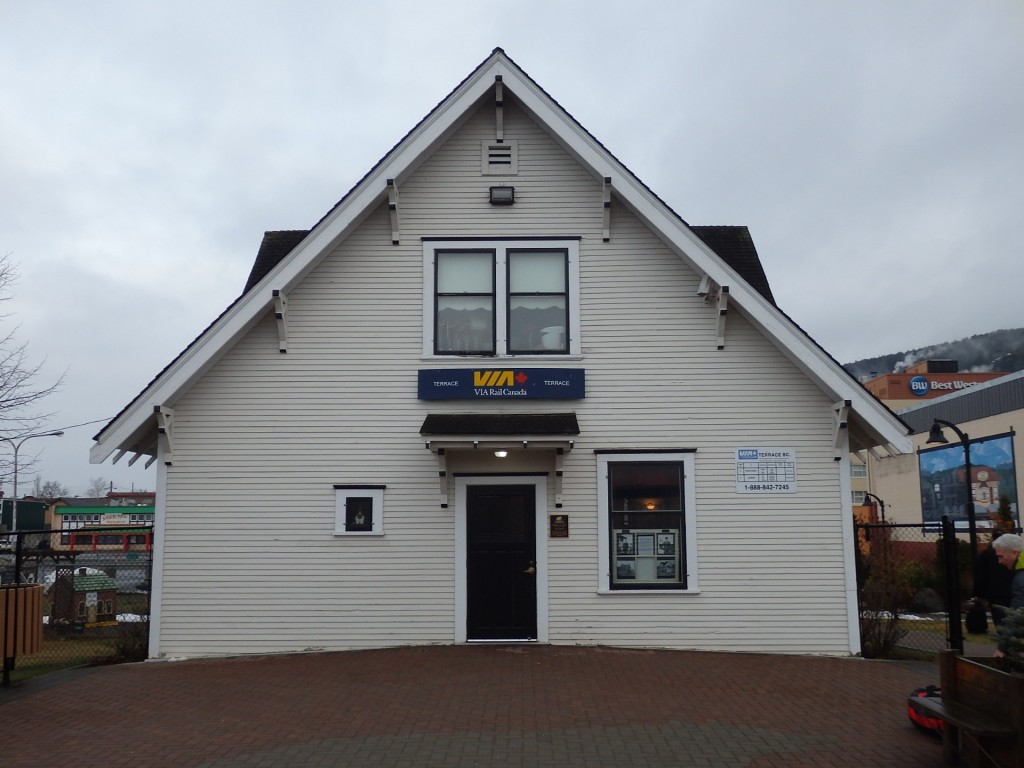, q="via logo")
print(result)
[909,376,930,397]
[738,449,759,461]
[473,370,515,387]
